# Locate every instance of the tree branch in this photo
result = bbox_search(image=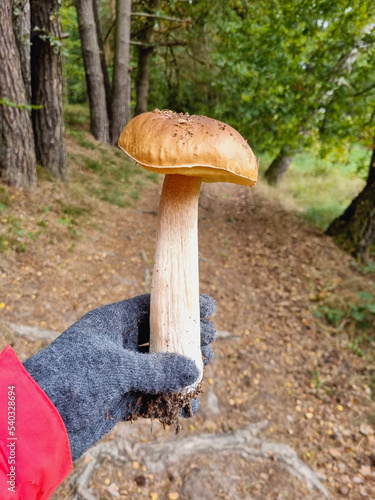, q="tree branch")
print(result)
[130,40,187,48]
[103,18,115,44]
[351,82,375,98]
[131,11,191,23]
